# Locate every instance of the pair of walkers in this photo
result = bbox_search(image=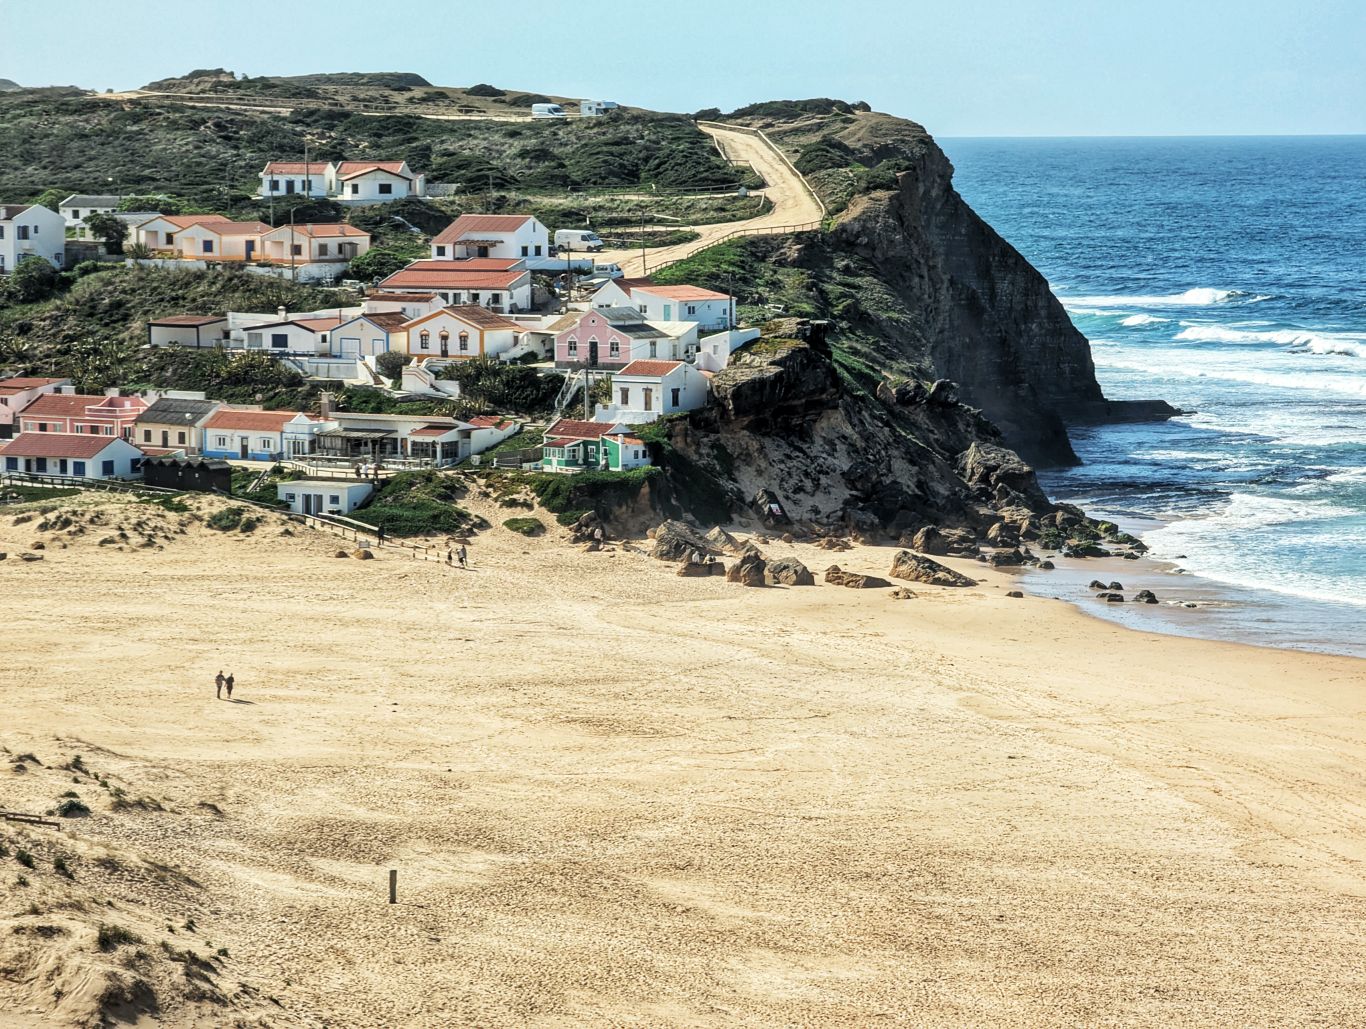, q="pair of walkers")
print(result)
[445,544,468,569]
[214,671,236,700]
